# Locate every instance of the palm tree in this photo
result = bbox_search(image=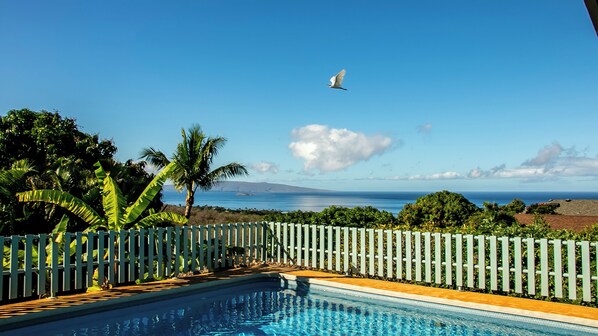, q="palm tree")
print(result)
[140,124,248,219]
[17,161,187,231]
